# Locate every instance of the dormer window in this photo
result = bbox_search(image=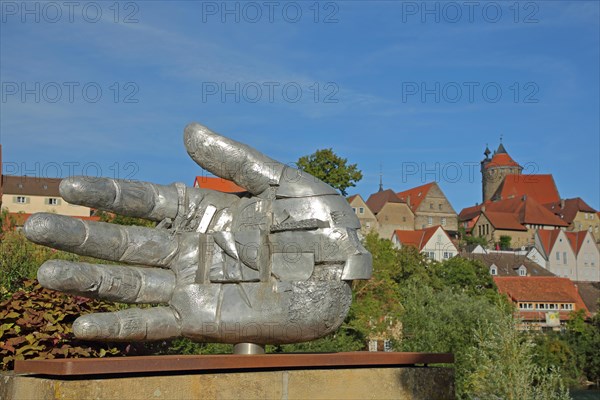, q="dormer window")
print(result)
[490,265,498,276]
[518,265,527,276]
